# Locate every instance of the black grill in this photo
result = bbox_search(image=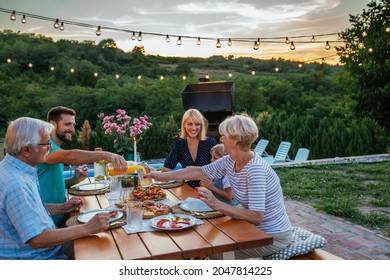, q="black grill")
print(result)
[181,81,234,139]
